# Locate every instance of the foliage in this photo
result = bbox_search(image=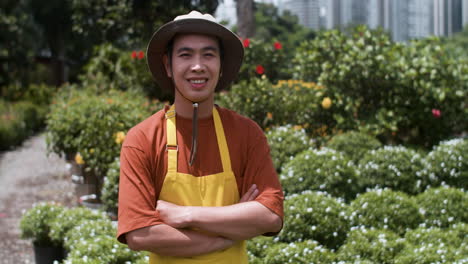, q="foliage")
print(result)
[263,240,337,264]
[0,0,41,87]
[78,43,171,100]
[217,78,329,133]
[416,186,468,228]
[293,25,467,147]
[46,87,156,179]
[19,202,65,246]
[101,158,120,215]
[63,218,115,252]
[46,86,92,157]
[217,78,288,128]
[279,191,350,249]
[326,131,382,163]
[425,138,468,189]
[358,146,429,194]
[337,227,407,264]
[49,207,108,245]
[247,236,276,261]
[0,99,47,150]
[280,148,360,200]
[254,3,315,60]
[349,189,423,235]
[63,234,146,264]
[395,226,468,264]
[265,125,314,172]
[237,37,290,82]
[442,26,468,59]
